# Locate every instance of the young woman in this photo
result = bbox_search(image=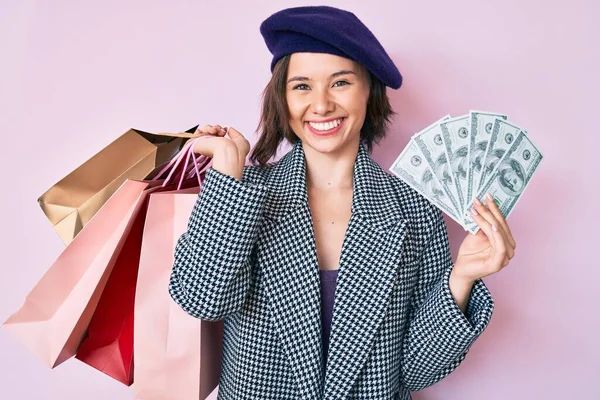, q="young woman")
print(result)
[169,6,515,400]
